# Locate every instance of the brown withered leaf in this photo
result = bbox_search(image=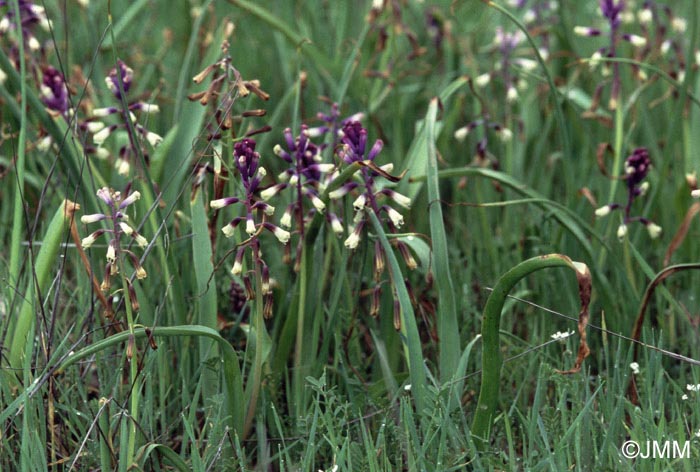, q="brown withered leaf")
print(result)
[663,202,700,267]
[556,263,591,375]
[596,142,613,177]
